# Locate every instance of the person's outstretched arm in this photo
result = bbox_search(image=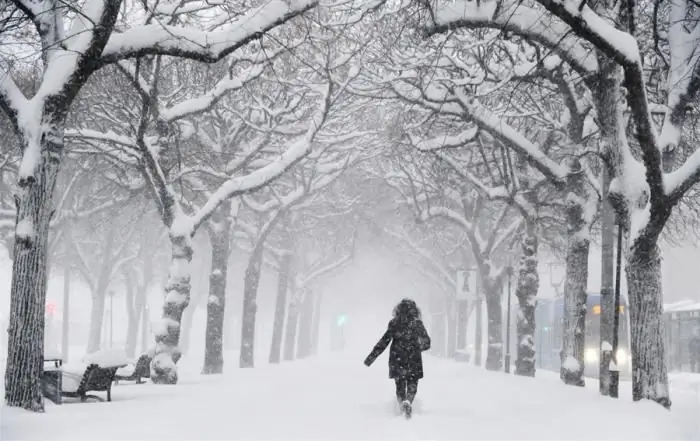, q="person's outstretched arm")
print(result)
[364,322,393,366]
[417,320,431,352]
